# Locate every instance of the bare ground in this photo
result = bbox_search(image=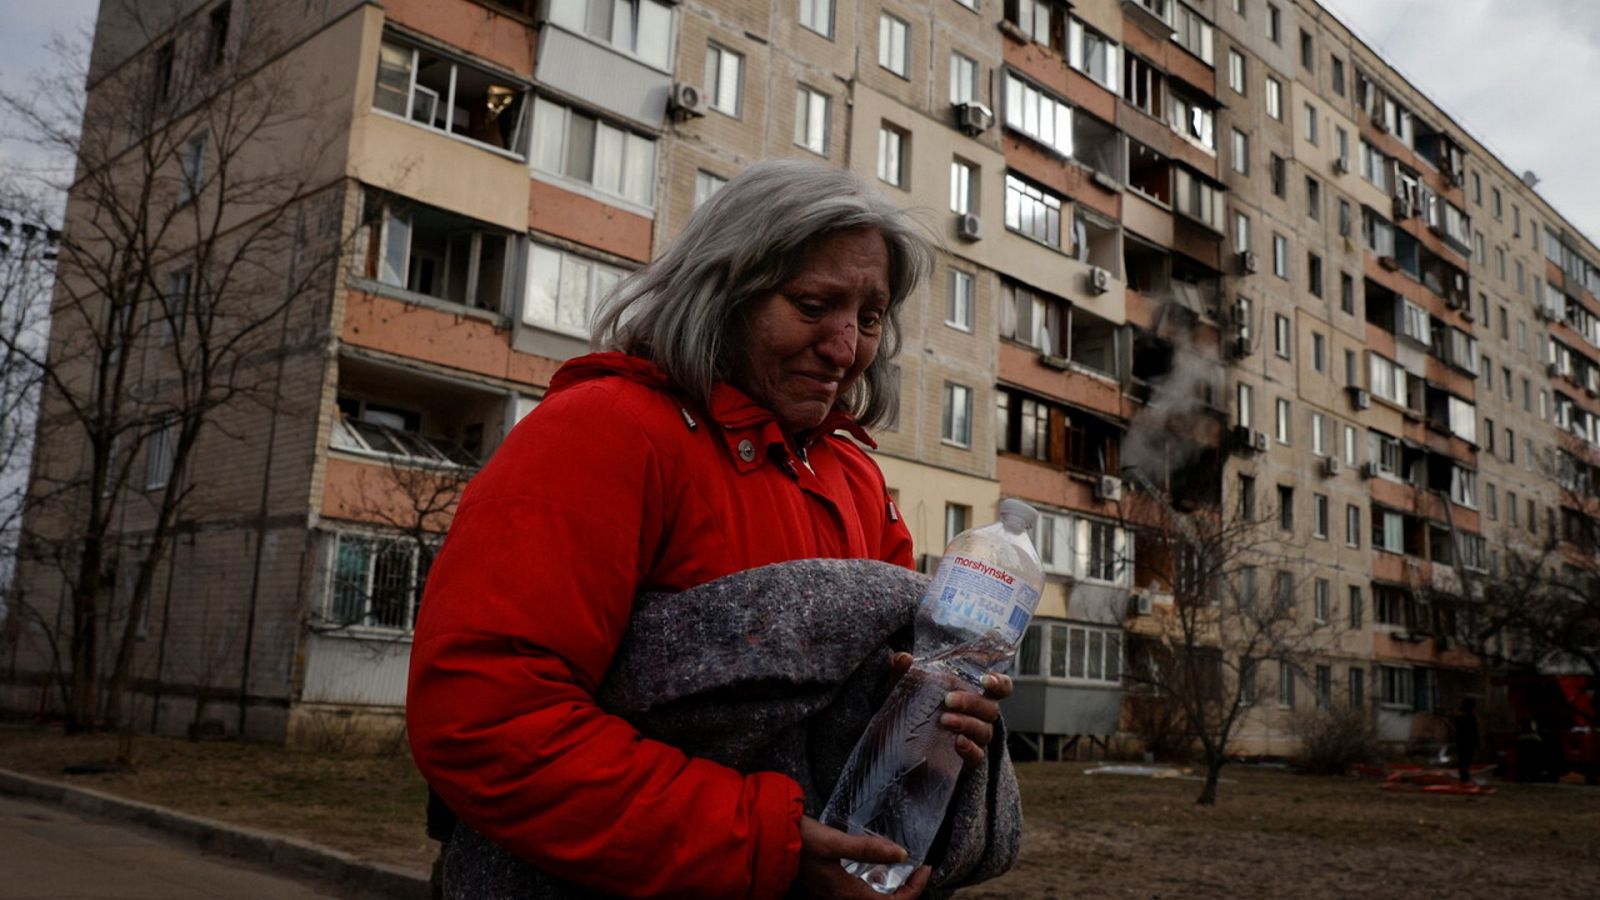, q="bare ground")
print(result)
[2,726,1597,896]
